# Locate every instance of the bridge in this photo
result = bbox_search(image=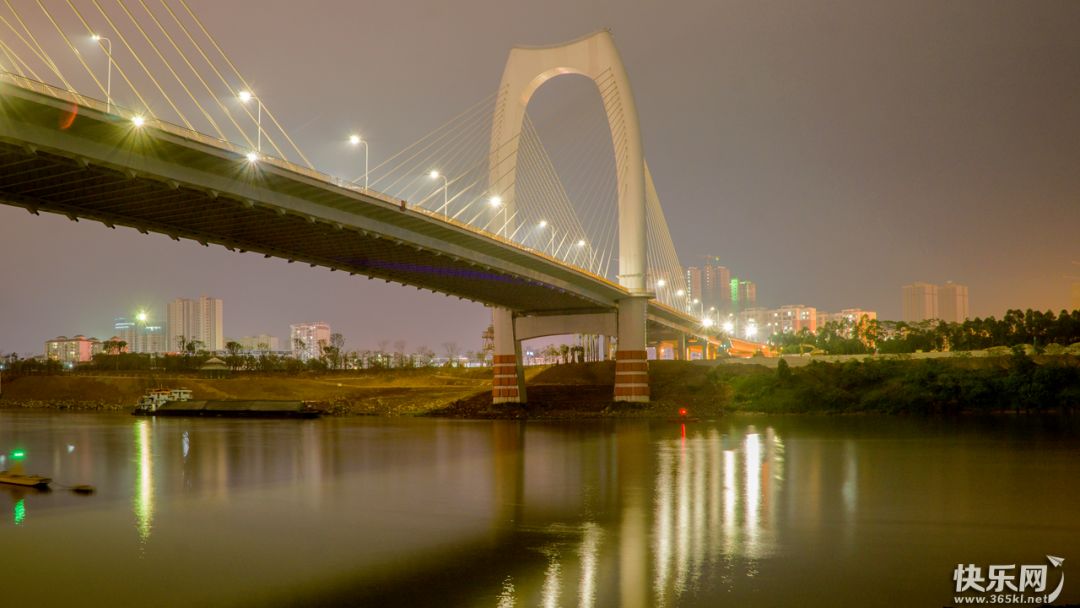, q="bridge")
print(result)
[0,5,723,404]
